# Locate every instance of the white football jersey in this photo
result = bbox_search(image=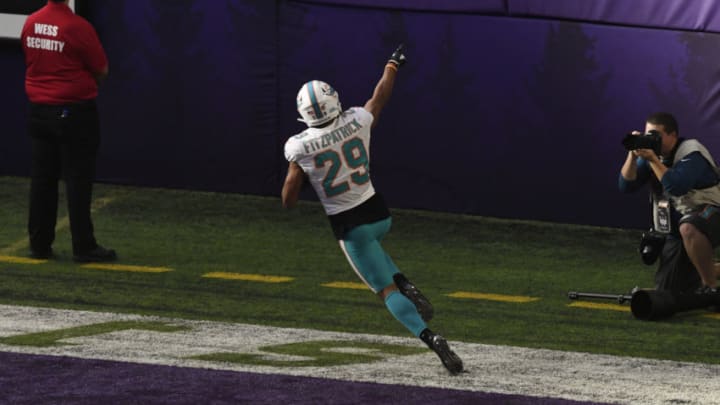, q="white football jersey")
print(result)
[285,107,375,215]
